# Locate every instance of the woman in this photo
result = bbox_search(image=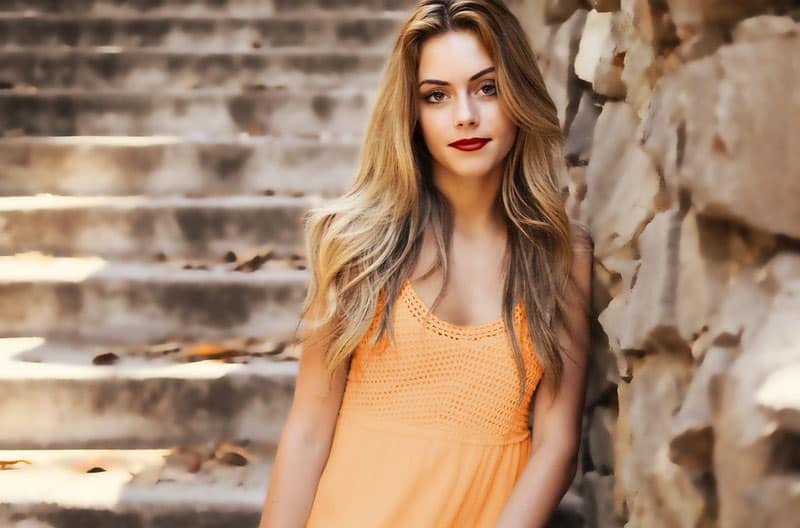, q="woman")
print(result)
[260,1,593,526]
